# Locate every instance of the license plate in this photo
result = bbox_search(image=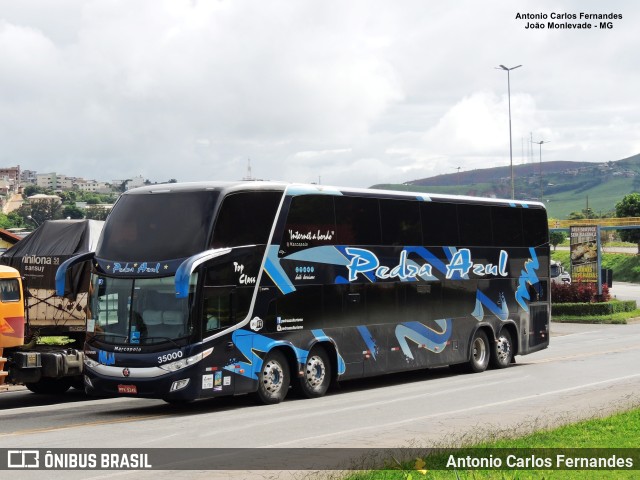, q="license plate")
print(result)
[117,384,137,394]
